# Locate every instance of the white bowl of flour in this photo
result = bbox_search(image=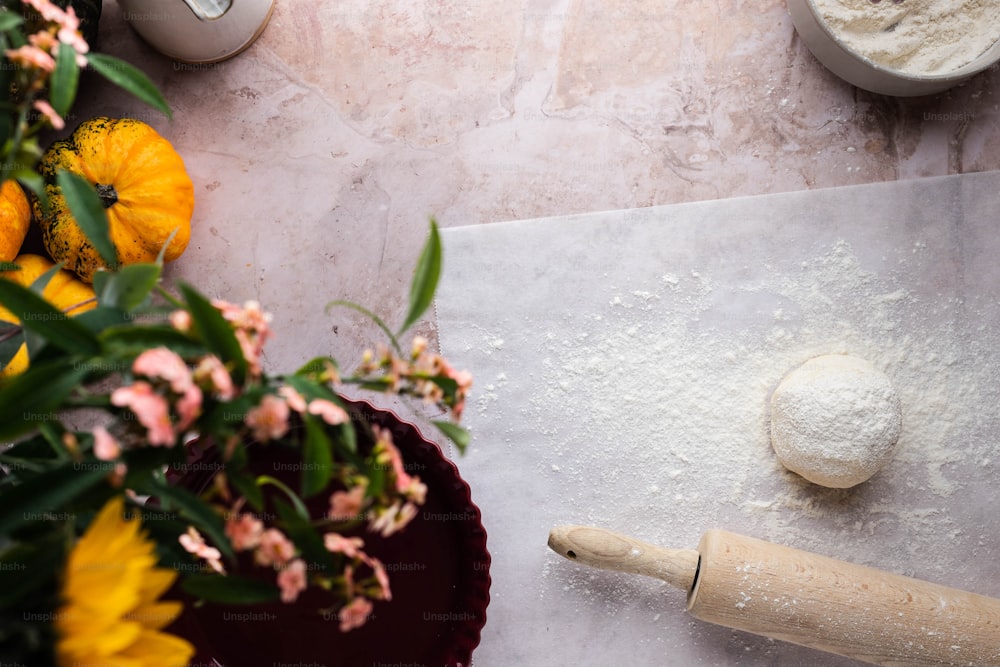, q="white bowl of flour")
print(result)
[787,0,1000,96]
